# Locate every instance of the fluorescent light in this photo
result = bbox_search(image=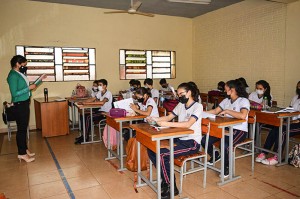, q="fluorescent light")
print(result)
[167,0,211,4]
